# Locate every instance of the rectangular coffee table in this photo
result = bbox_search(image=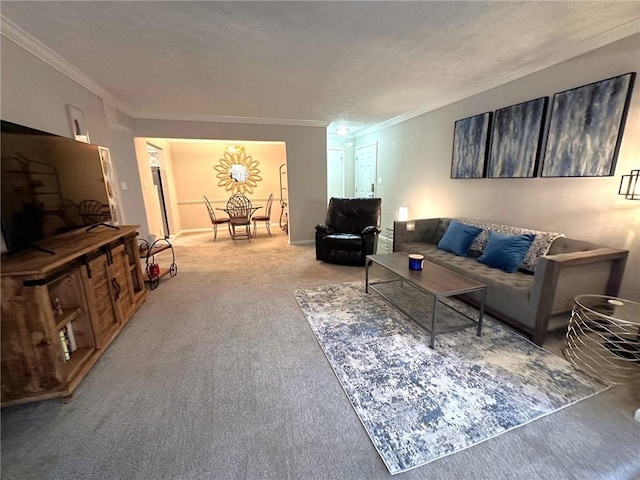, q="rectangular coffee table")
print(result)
[365,252,487,348]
